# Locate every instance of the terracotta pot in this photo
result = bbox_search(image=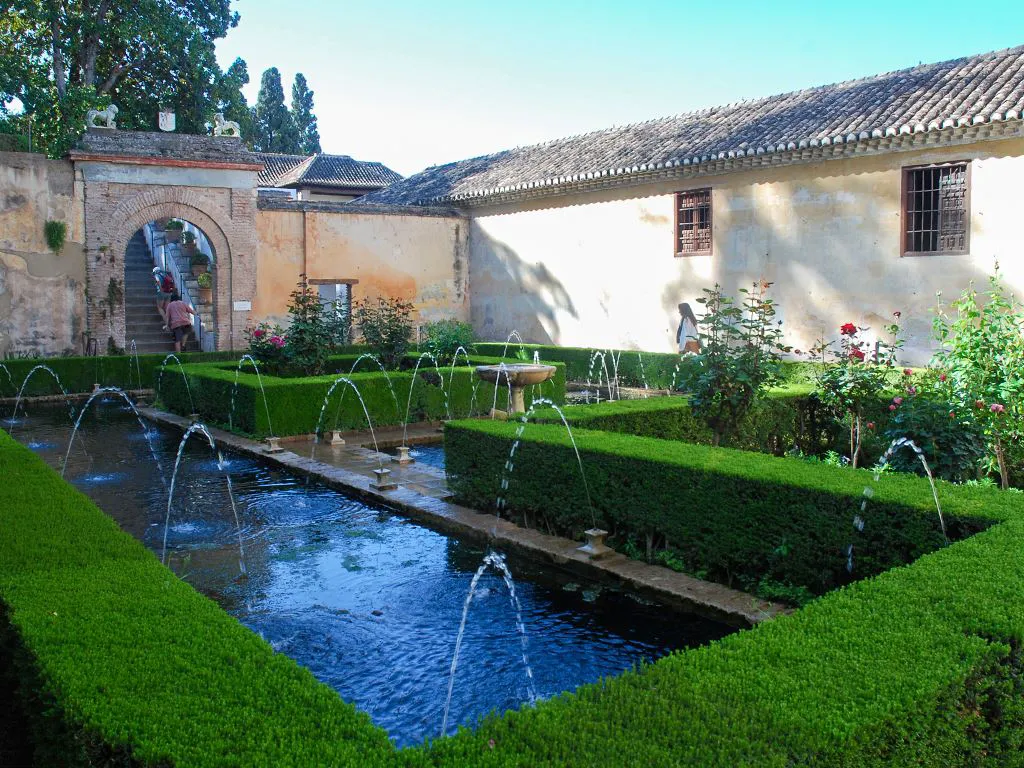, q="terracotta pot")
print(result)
[191,262,208,276]
[198,287,213,304]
